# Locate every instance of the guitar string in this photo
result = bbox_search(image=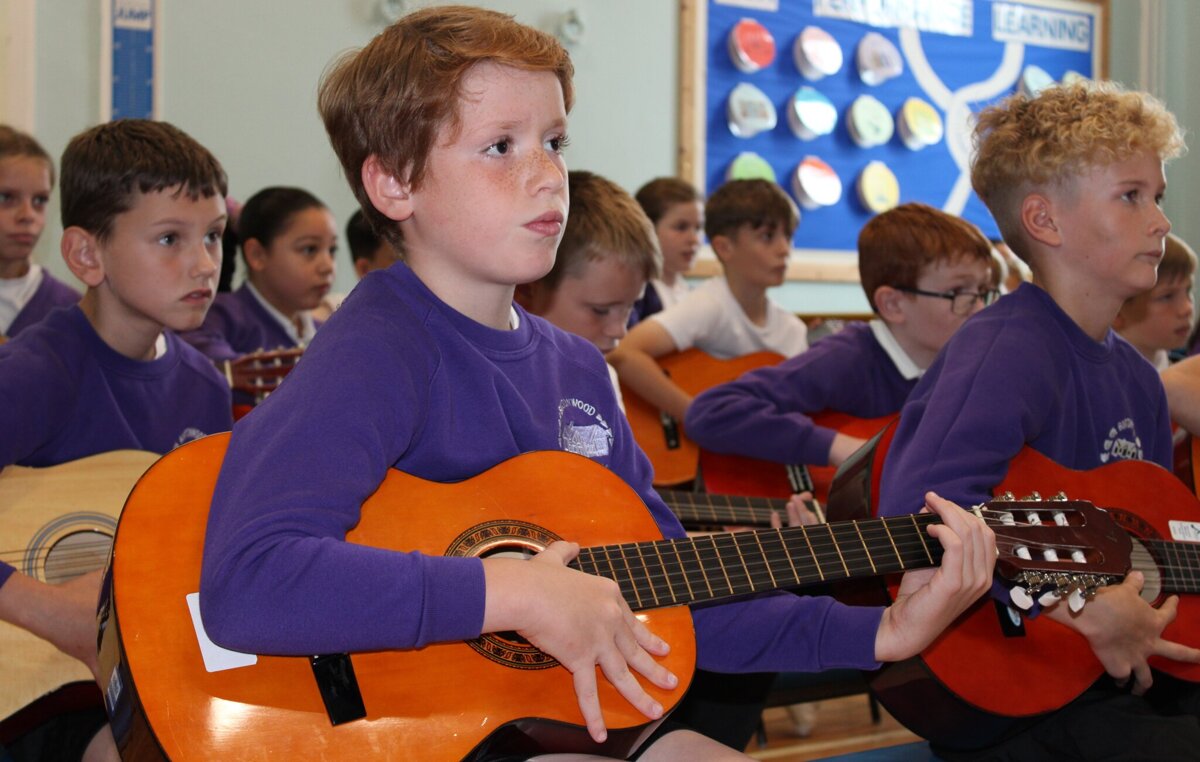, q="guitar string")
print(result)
[0,510,1148,573]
